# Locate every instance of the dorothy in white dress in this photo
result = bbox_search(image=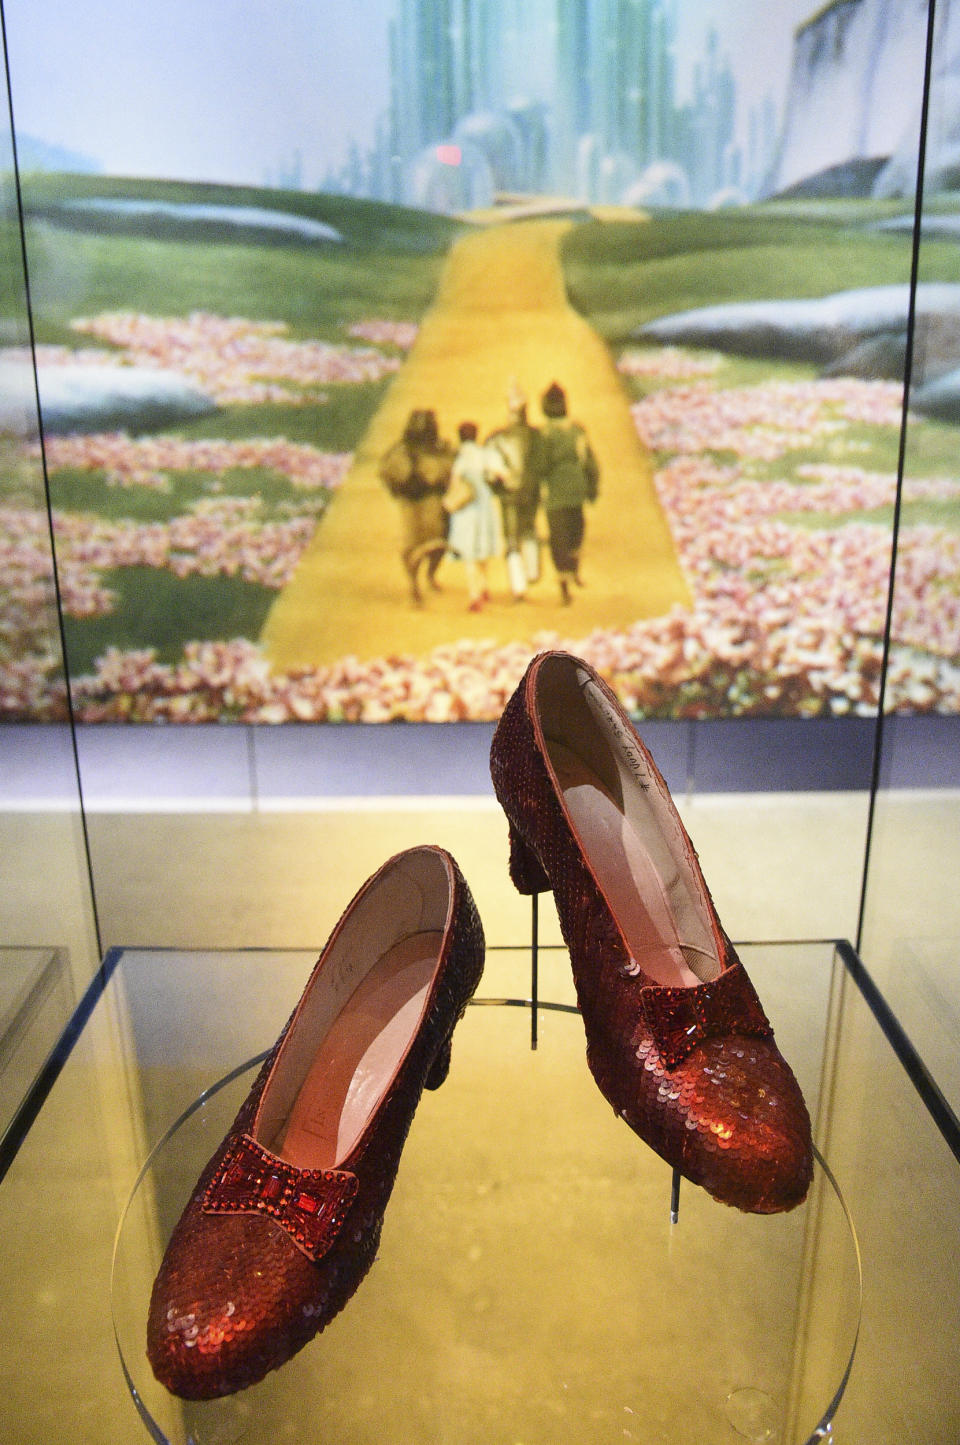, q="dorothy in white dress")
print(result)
[444,422,503,611]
